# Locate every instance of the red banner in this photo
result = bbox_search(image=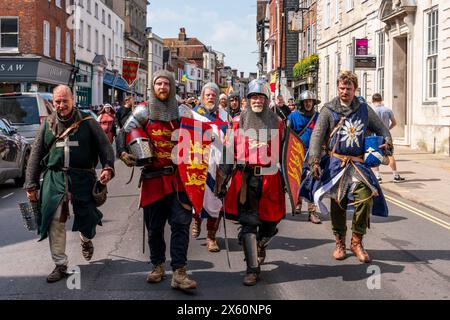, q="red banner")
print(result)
[122,59,140,86]
[282,128,306,212]
[177,117,213,216]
